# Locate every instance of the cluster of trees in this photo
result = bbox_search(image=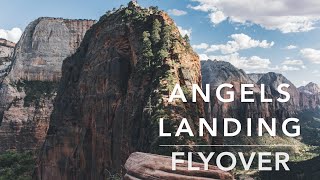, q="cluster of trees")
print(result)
[0,151,35,180]
[141,19,173,70]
